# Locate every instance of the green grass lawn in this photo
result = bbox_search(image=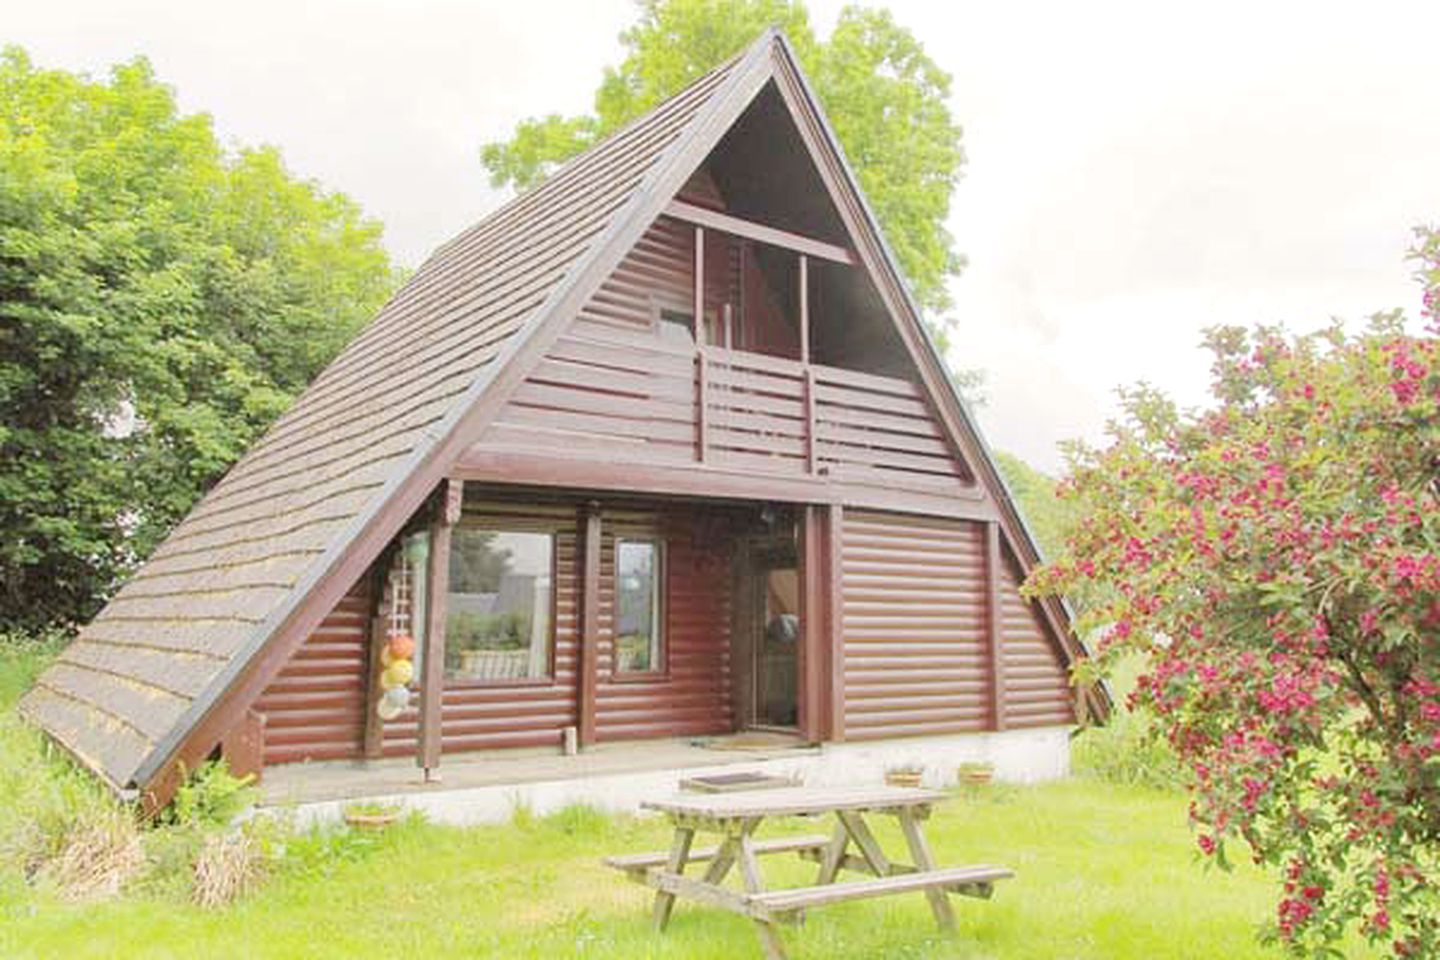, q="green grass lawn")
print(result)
[0,639,1375,959]
[2,779,1307,960]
